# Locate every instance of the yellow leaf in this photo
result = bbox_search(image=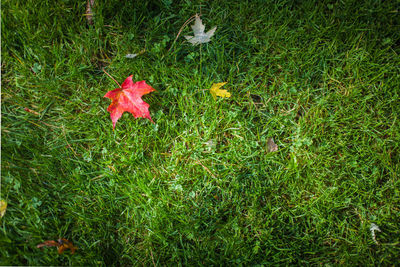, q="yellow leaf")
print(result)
[209,82,231,100]
[0,200,7,218]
